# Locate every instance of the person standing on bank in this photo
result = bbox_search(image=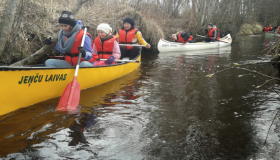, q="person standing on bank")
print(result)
[116,17,151,60]
[45,11,96,67]
[205,23,220,42]
[171,31,195,43]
